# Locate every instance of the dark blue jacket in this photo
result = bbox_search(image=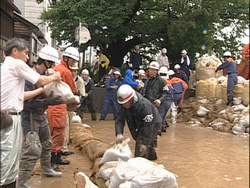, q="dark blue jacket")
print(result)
[104,75,123,100]
[216,60,237,74]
